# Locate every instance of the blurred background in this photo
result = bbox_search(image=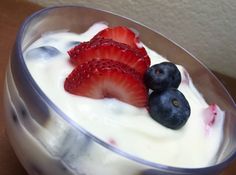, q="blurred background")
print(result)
[29,0,236,79]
